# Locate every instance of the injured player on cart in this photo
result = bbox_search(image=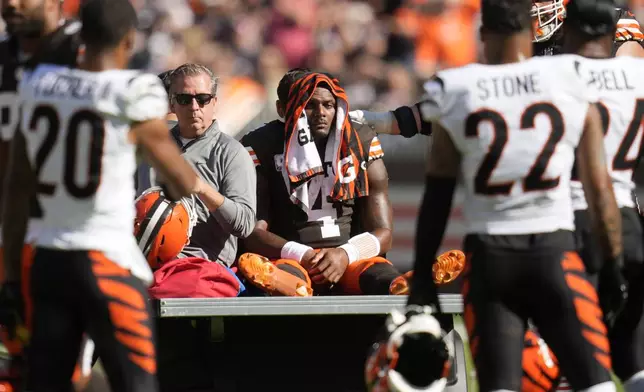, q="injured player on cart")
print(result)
[239,71,464,296]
